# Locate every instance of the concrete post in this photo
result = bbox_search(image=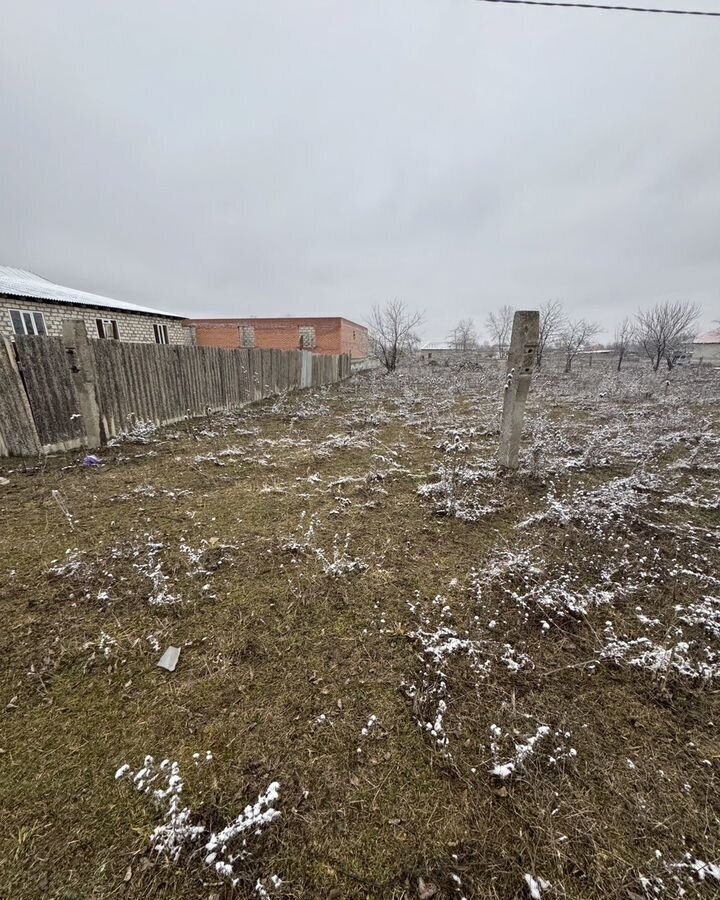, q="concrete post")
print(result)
[498,310,539,470]
[62,320,102,449]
